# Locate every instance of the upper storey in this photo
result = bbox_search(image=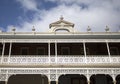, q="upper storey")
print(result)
[49,16,75,32]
